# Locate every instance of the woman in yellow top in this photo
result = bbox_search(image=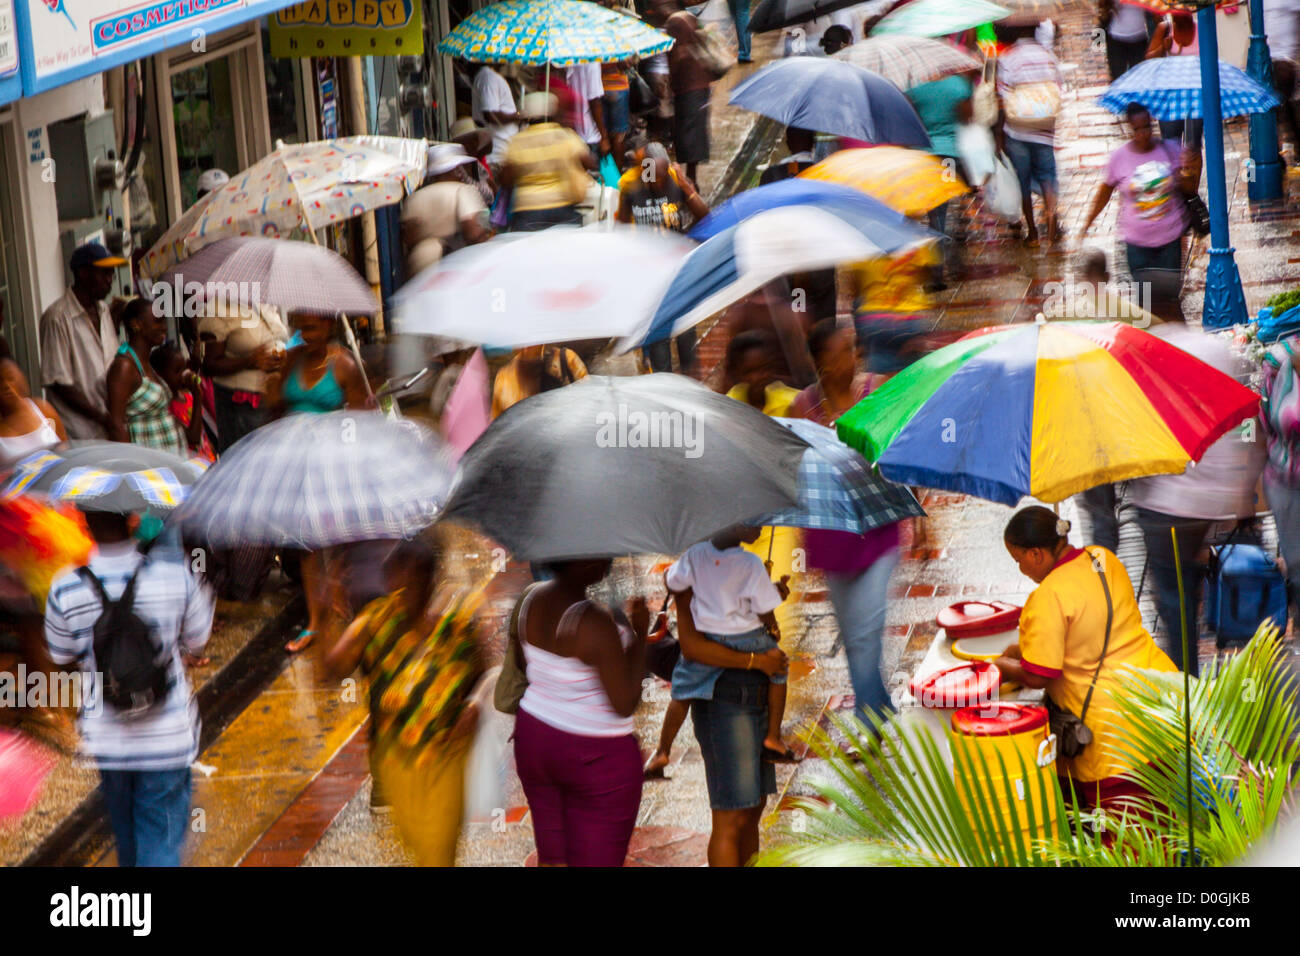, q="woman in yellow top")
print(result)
[851,241,941,378]
[994,506,1177,812]
[498,92,597,232]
